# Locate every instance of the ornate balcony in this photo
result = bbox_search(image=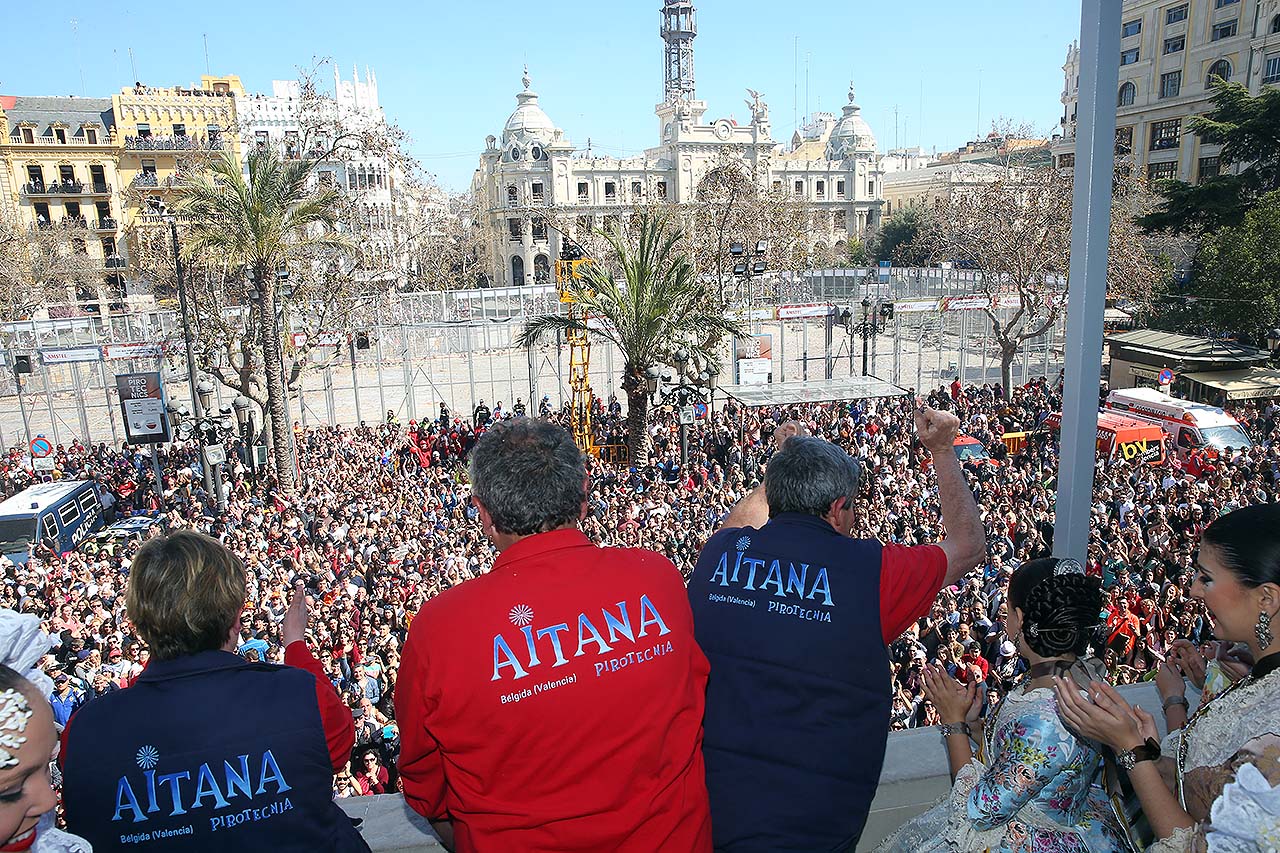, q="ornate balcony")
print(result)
[95,218,118,231]
[61,216,88,229]
[124,134,225,151]
[131,173,159,188]
[22,180,84,196]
